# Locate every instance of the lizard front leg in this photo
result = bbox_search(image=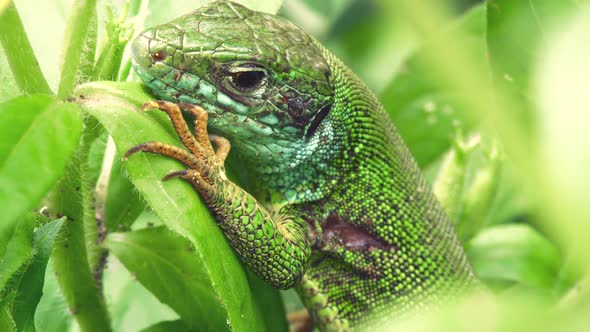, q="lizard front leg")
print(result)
[125,101,312,289]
